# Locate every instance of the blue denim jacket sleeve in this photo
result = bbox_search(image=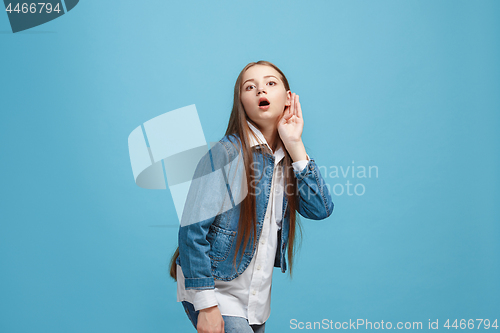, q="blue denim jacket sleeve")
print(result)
[293,157,334,220]
[177,141,233,290]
